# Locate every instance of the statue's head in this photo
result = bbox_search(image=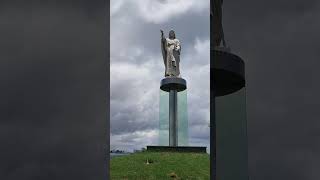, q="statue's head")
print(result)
[169,30,175,39]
